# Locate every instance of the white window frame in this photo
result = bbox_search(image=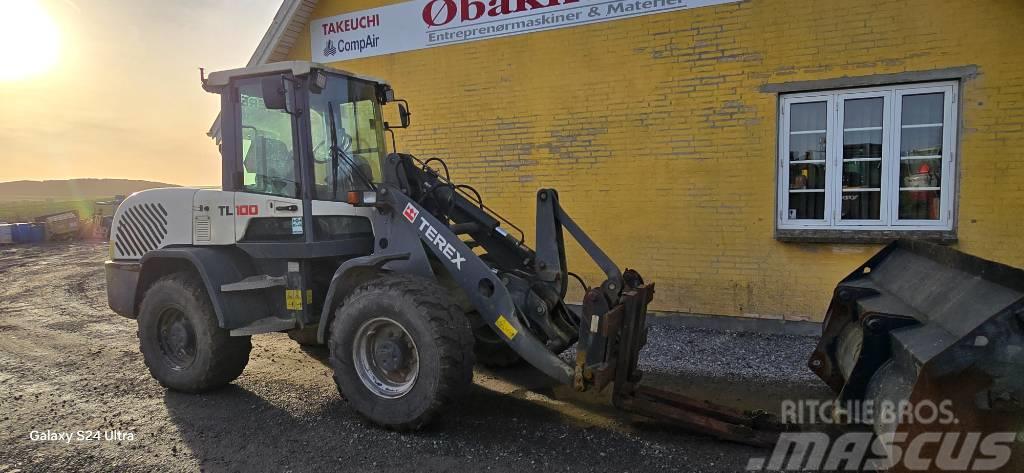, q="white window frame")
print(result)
[777,81,958,231]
